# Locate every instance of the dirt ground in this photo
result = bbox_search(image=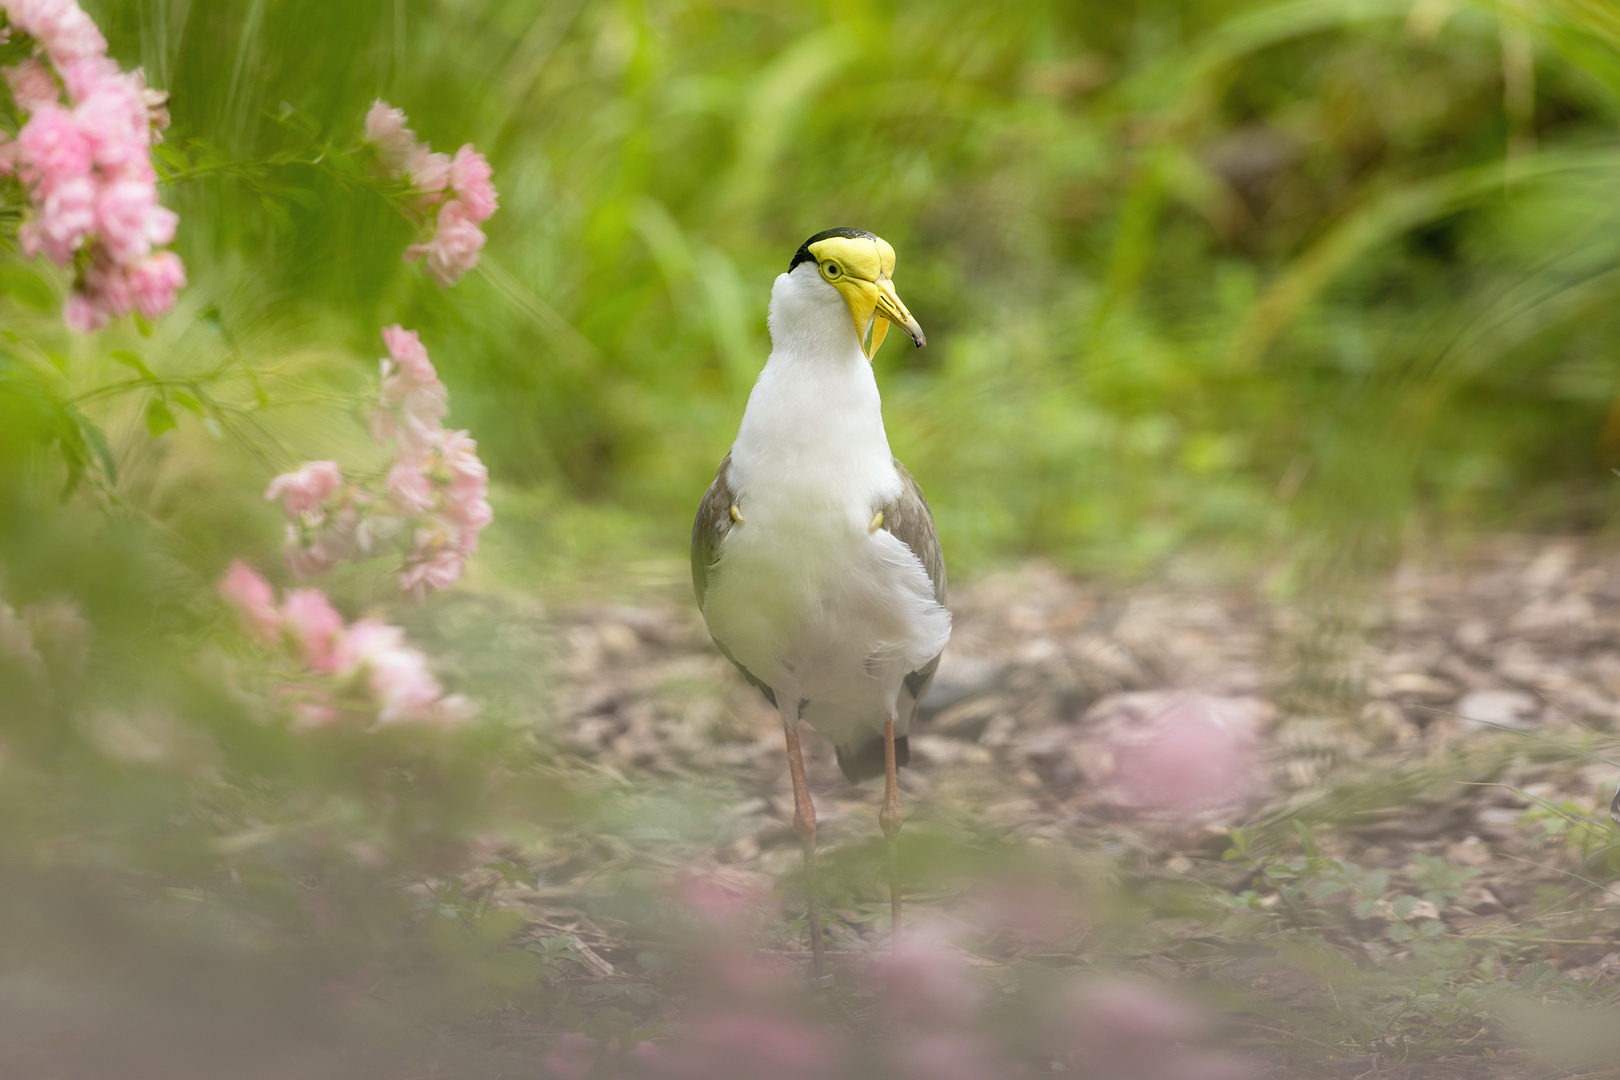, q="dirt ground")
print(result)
[503,537,1620,1077]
